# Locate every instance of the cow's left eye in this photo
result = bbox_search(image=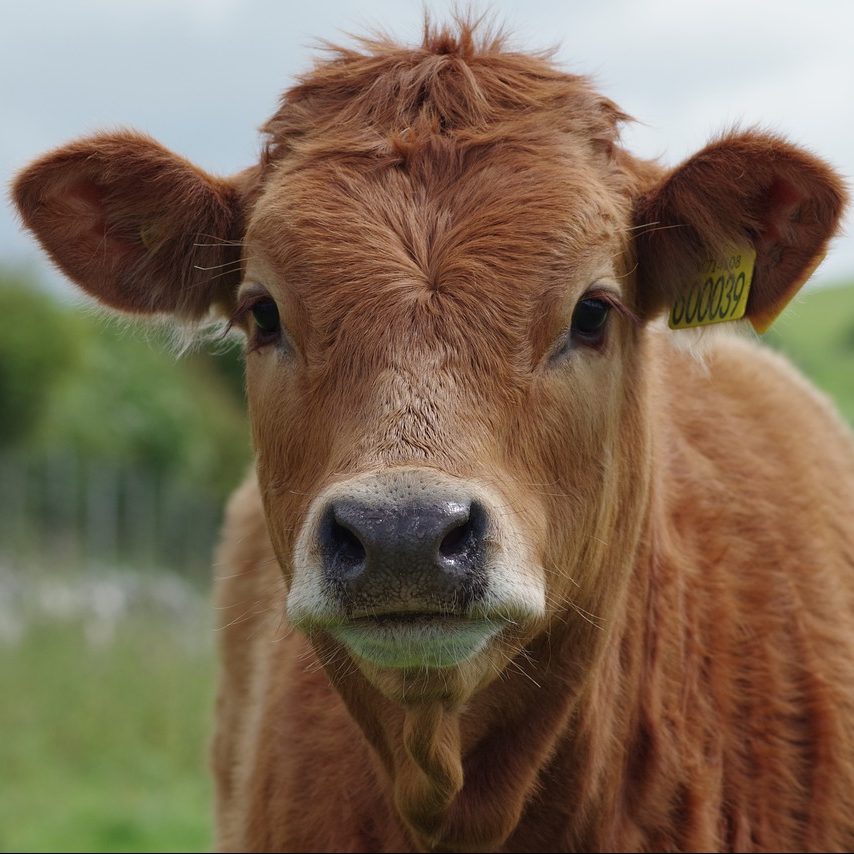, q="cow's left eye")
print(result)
[570,297,610,346]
